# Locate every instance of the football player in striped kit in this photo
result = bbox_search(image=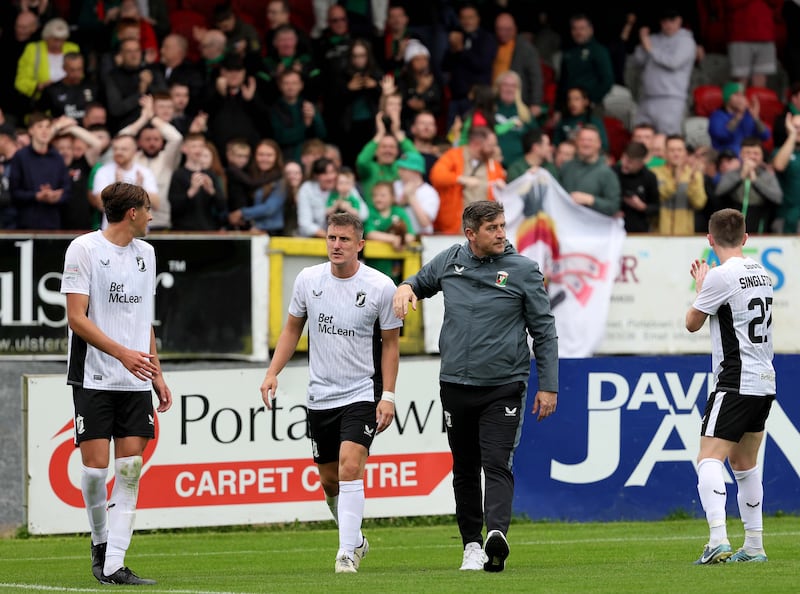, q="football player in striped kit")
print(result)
[260,212,402,573]
[687,208,775,565]
[61,182,172,584]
